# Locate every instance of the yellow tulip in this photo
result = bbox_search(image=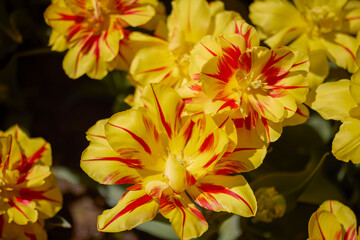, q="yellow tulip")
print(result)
[0,125,62,235]
[250,0,360,88]
[81,84,259,240]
